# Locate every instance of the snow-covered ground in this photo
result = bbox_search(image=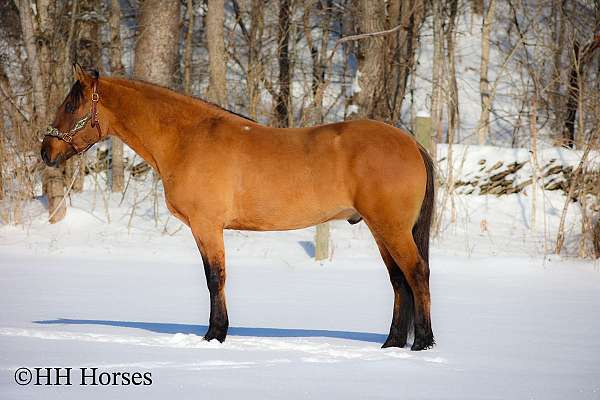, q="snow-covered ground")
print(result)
[1,144,600,399]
